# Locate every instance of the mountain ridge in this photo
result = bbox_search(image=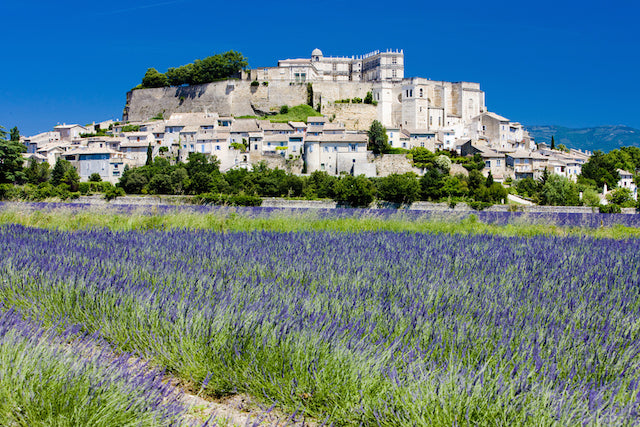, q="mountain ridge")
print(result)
[525,125,640,153]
